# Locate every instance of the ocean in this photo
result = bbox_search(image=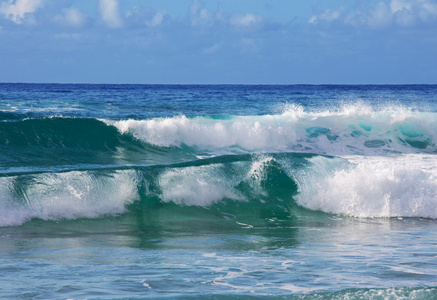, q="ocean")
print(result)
[1,83,437,299]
